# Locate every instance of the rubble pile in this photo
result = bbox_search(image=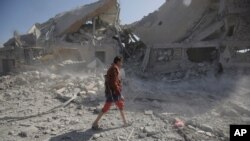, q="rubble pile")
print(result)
[0,70,106,140]
[66,24,118,46]
[130,0,250,75]
[1,70,250,141]
[36,17,120,49]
